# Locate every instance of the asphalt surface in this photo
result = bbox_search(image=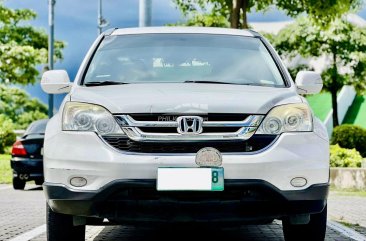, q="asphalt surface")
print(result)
[0,184,365,241]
